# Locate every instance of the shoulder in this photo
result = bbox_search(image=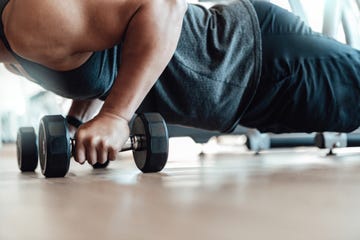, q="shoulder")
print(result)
[3,0,141,68]
[4,0,86,59]
[2,0,184,69]
[3,0,140,53]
